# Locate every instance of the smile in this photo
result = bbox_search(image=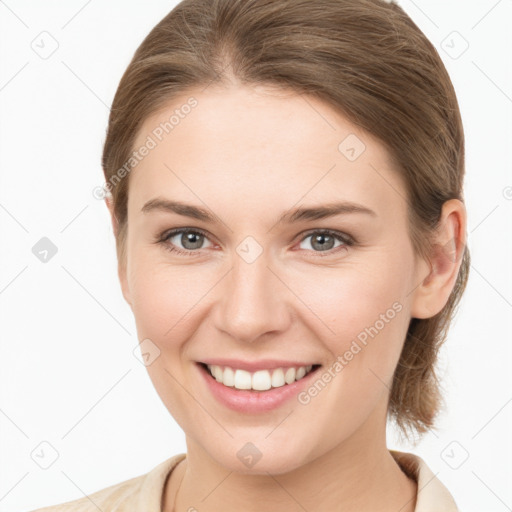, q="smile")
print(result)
[205,363,318,391]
